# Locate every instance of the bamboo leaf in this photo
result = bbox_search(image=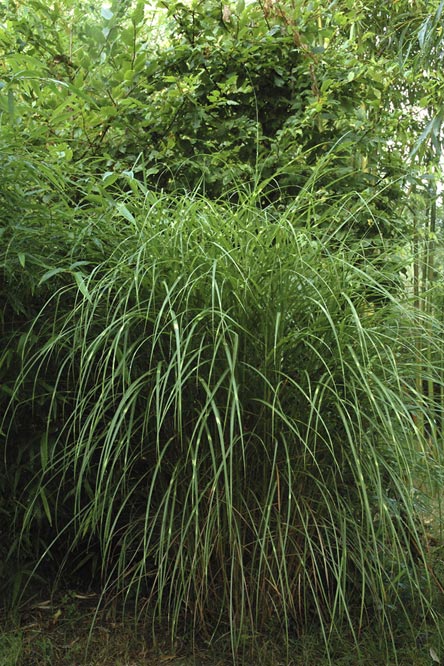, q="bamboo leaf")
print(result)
[116,202,136,223]
[38,267,66,284]
[73,271,92,302]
